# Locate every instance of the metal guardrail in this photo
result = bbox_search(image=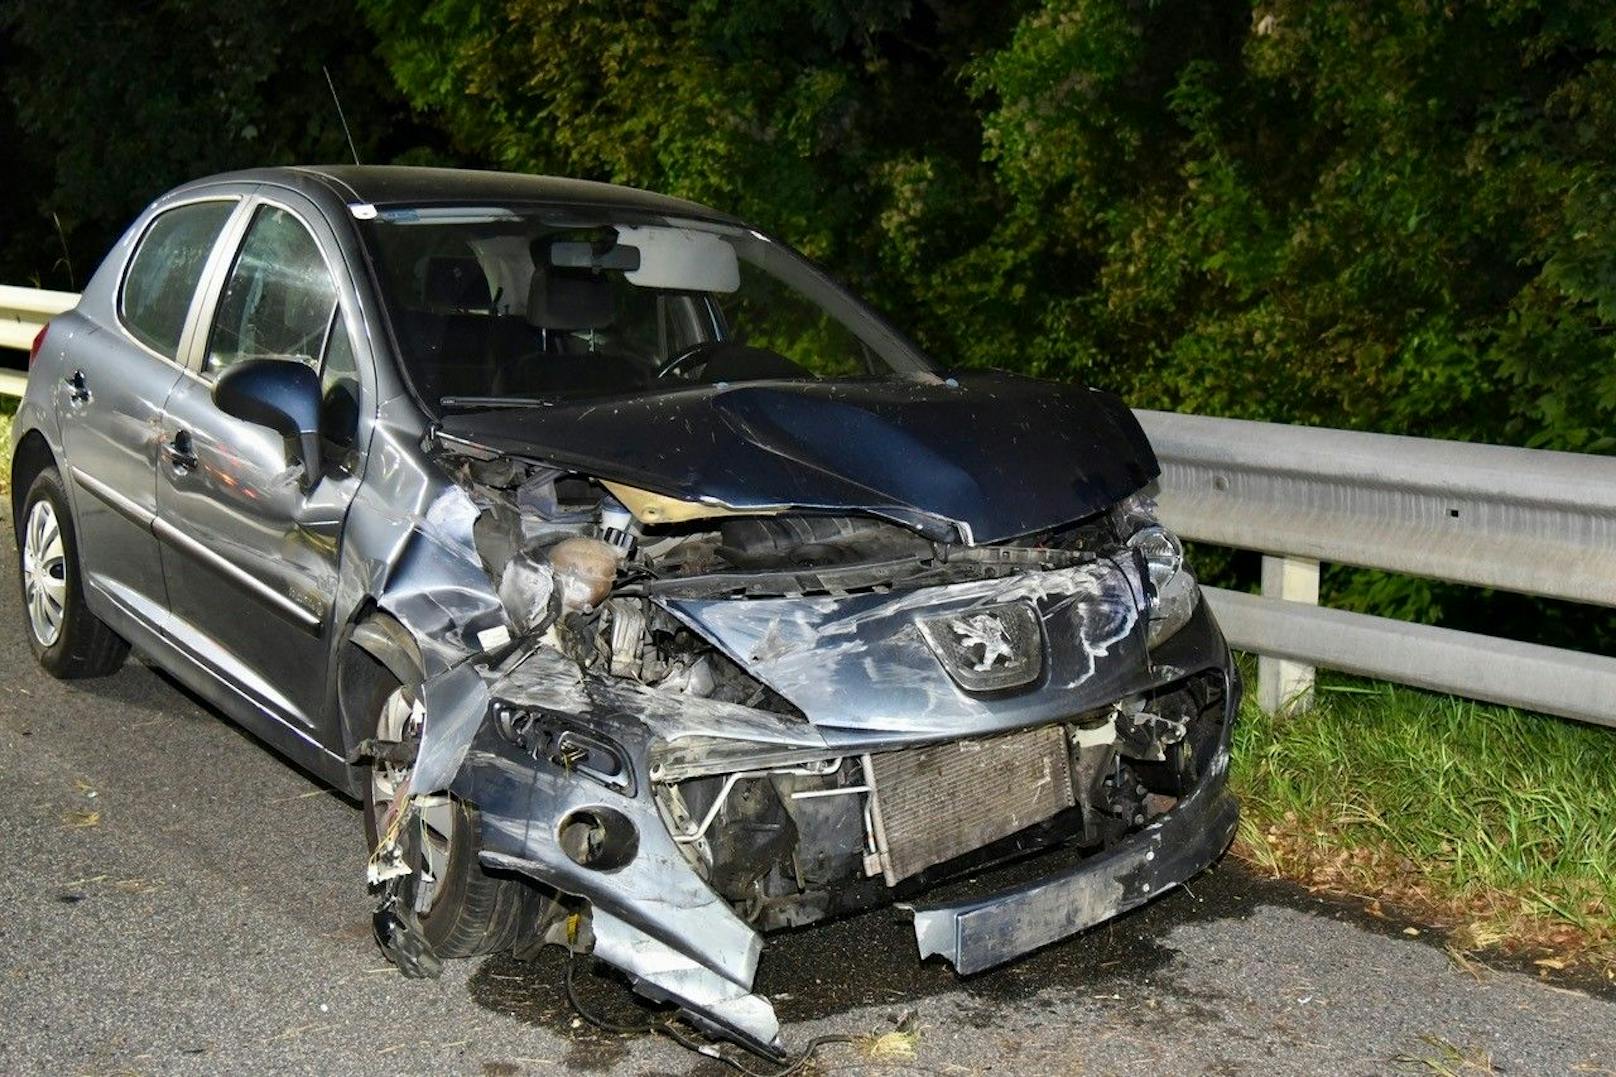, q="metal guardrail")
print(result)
[0,285,76,398]
[1137,410,1616,728]
[3,288,1611,726]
